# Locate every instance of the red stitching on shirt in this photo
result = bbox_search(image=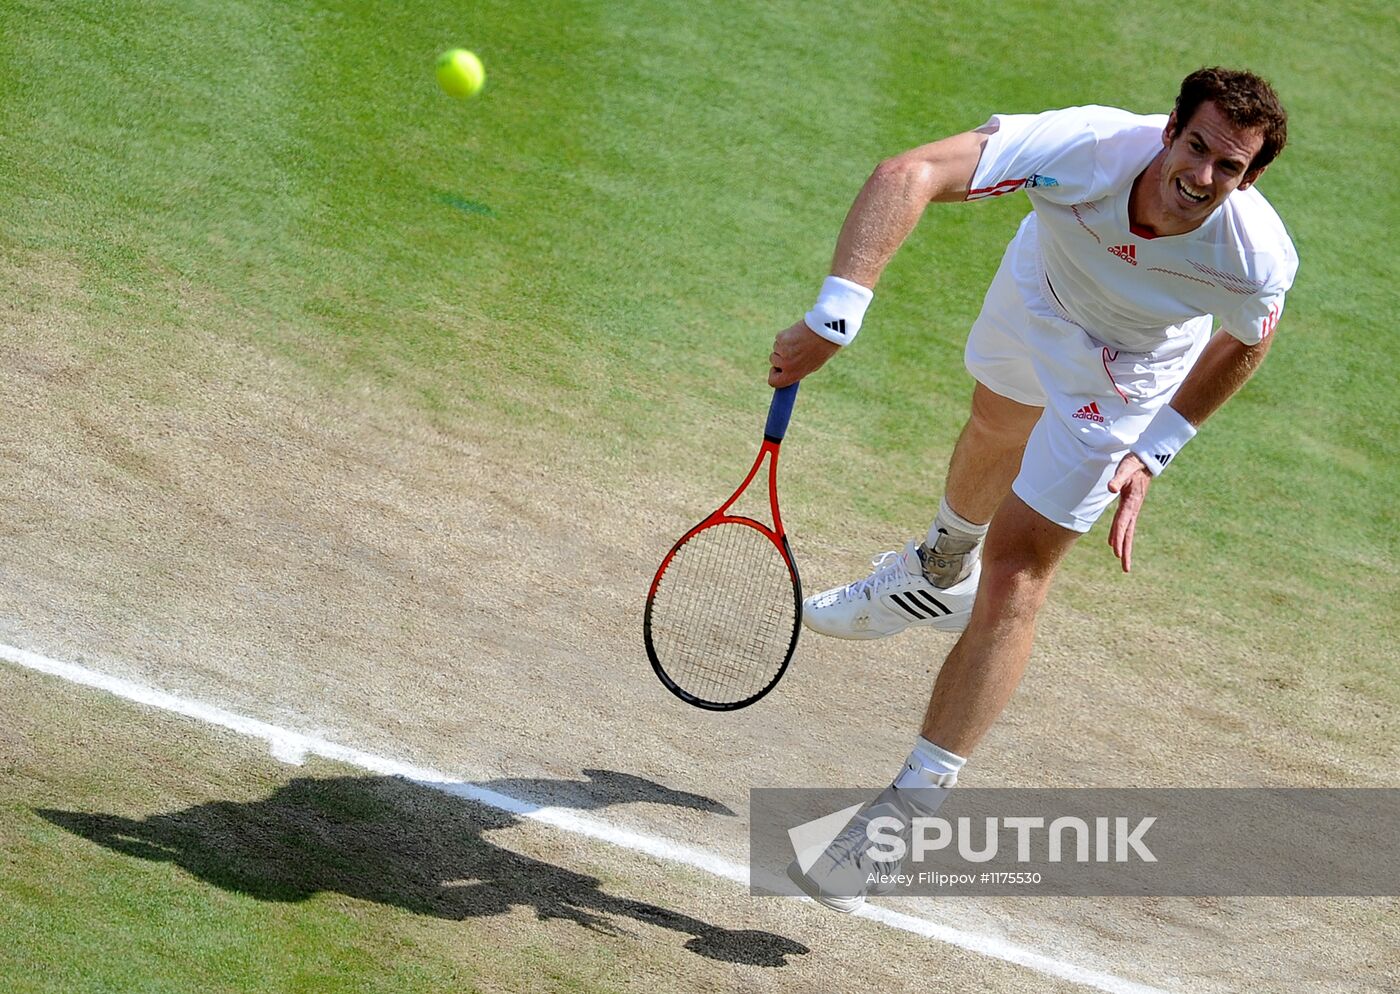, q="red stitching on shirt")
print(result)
[1070,204,1101,243]
[966,177,1028,200]
[1144,266,1215,288]
[1101,348,1129,403]
[1188,260,1266,295]
[1260,302,1281,339]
